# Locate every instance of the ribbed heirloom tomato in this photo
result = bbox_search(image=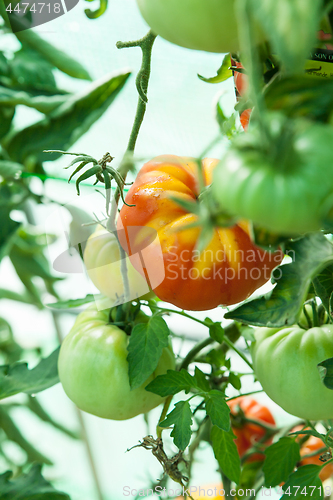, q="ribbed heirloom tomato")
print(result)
[228,396,275,460]
[251,324,333,420]
[117,155,283,311]
[135,0,240,53]
[58,305,175,420]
